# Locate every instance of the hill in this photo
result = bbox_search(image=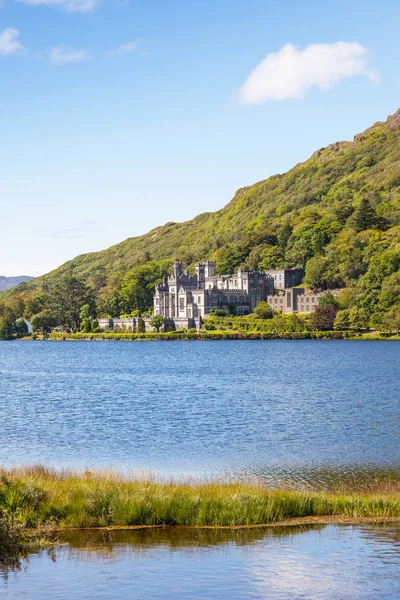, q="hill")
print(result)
[1,108,400,328]
[0,275,34,292]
